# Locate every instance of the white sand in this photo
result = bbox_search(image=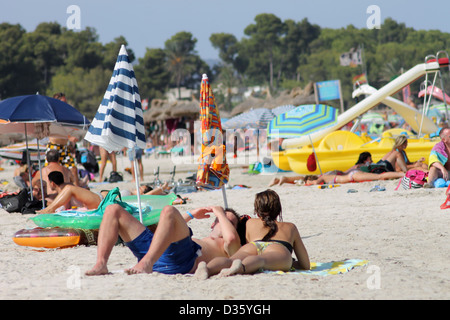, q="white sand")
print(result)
[0,152,449,300]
